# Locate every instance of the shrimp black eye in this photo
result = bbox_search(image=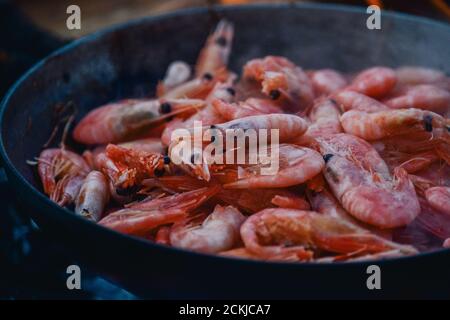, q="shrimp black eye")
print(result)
[163,155,171,164]
[329,98,338,106]
[323,154,334,163]
[160,102,172,114]
[226,87,236,96]
[190,154,196,163]
[203,73,213,81]
[269,89,281,100]
[423,114,433,132]
[215,36,228,47]
[210,135,216,142]
[154,168,165,177]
